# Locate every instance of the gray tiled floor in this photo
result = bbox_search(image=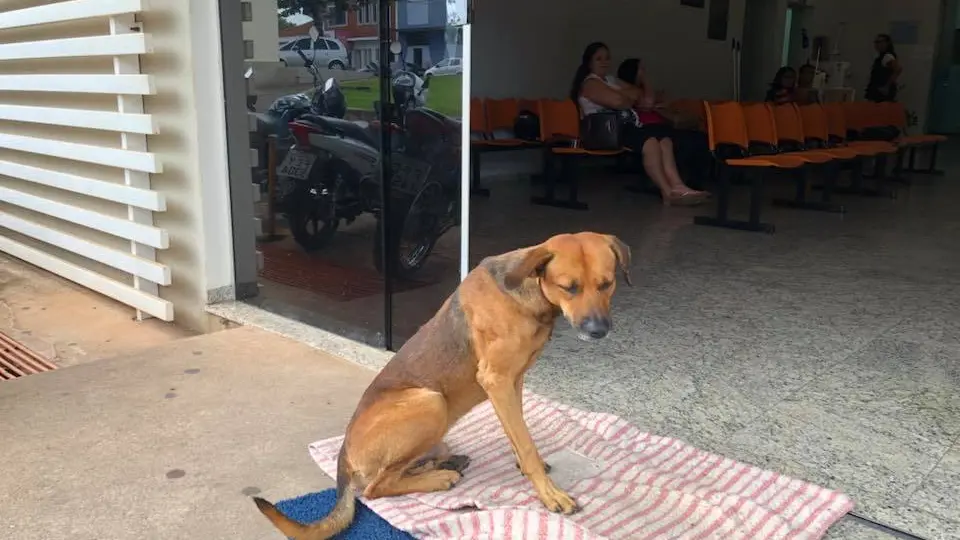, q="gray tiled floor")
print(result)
[466,144,960,538]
